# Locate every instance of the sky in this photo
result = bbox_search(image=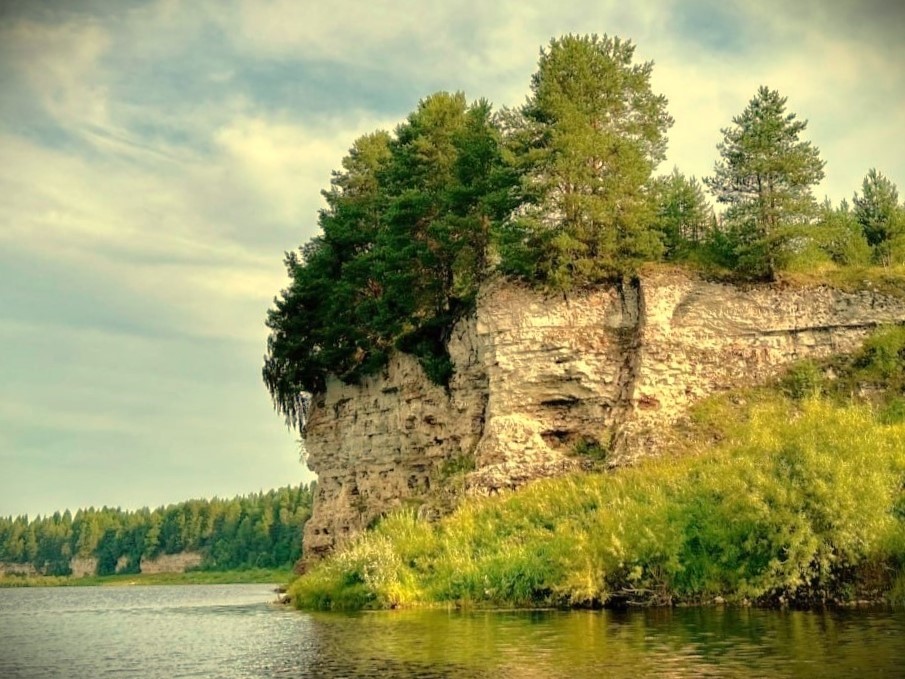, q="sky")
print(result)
[1,0,903,518]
